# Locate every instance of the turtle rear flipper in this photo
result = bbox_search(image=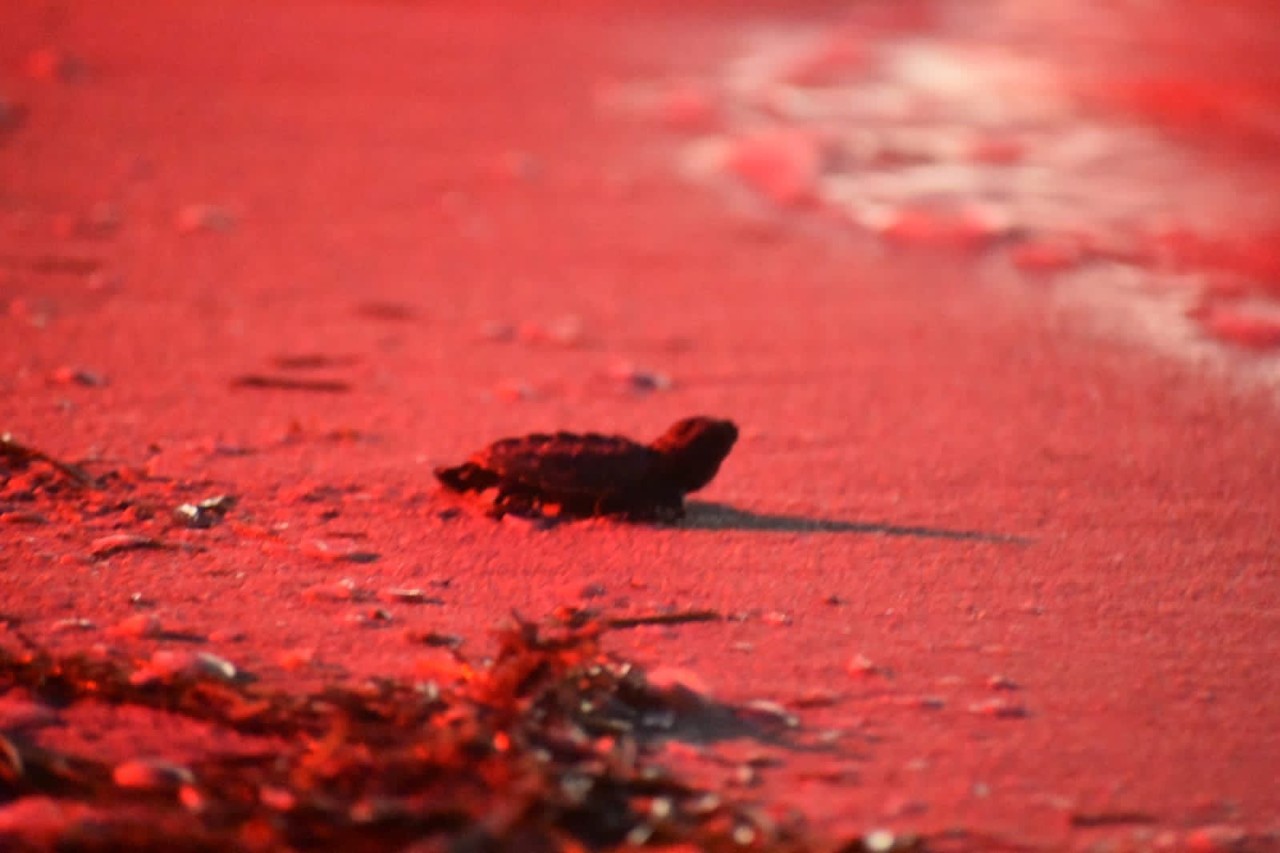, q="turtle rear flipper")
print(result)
[435,462,500,493]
